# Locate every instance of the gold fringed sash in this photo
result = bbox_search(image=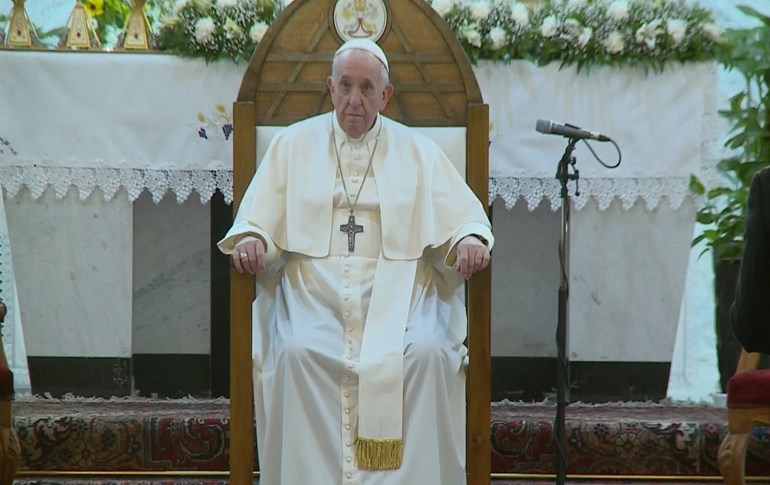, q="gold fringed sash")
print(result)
[356,255,416,471]
[355,437,404,470]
